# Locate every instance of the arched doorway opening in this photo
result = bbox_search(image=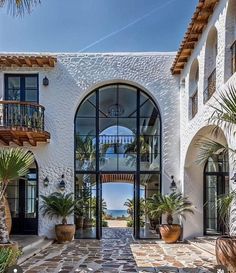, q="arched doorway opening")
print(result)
[204,153,229,235]
[6,159,38,235]
[74,83,161,239]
